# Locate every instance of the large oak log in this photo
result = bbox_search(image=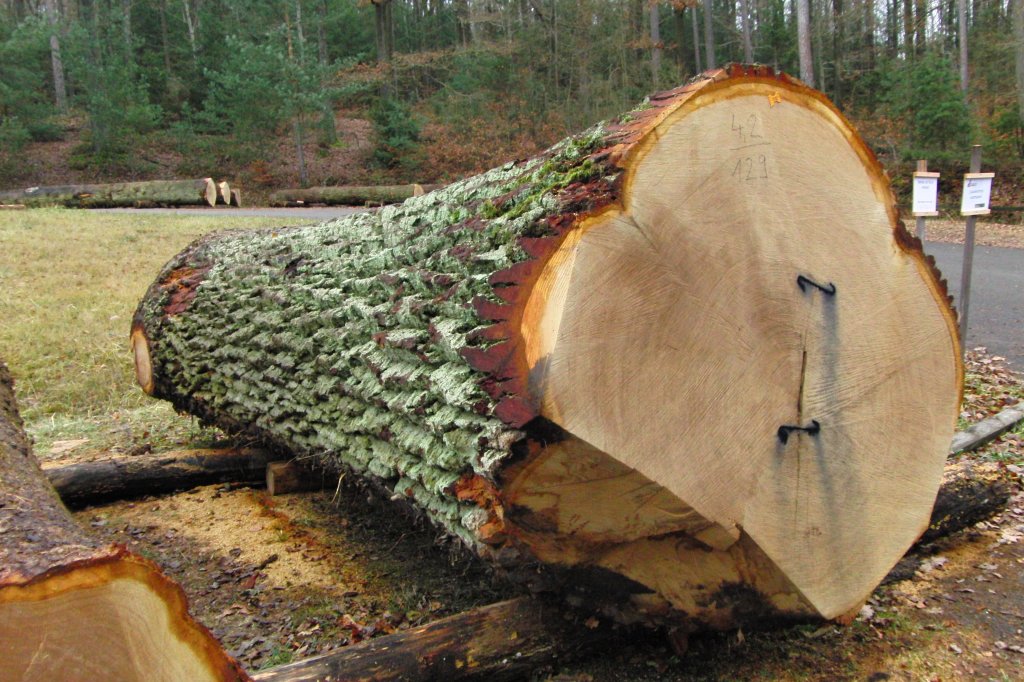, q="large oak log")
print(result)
[0,178,218,208]
[132,66,962,630]
[0,361,246,682]
[269,183,442,206]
